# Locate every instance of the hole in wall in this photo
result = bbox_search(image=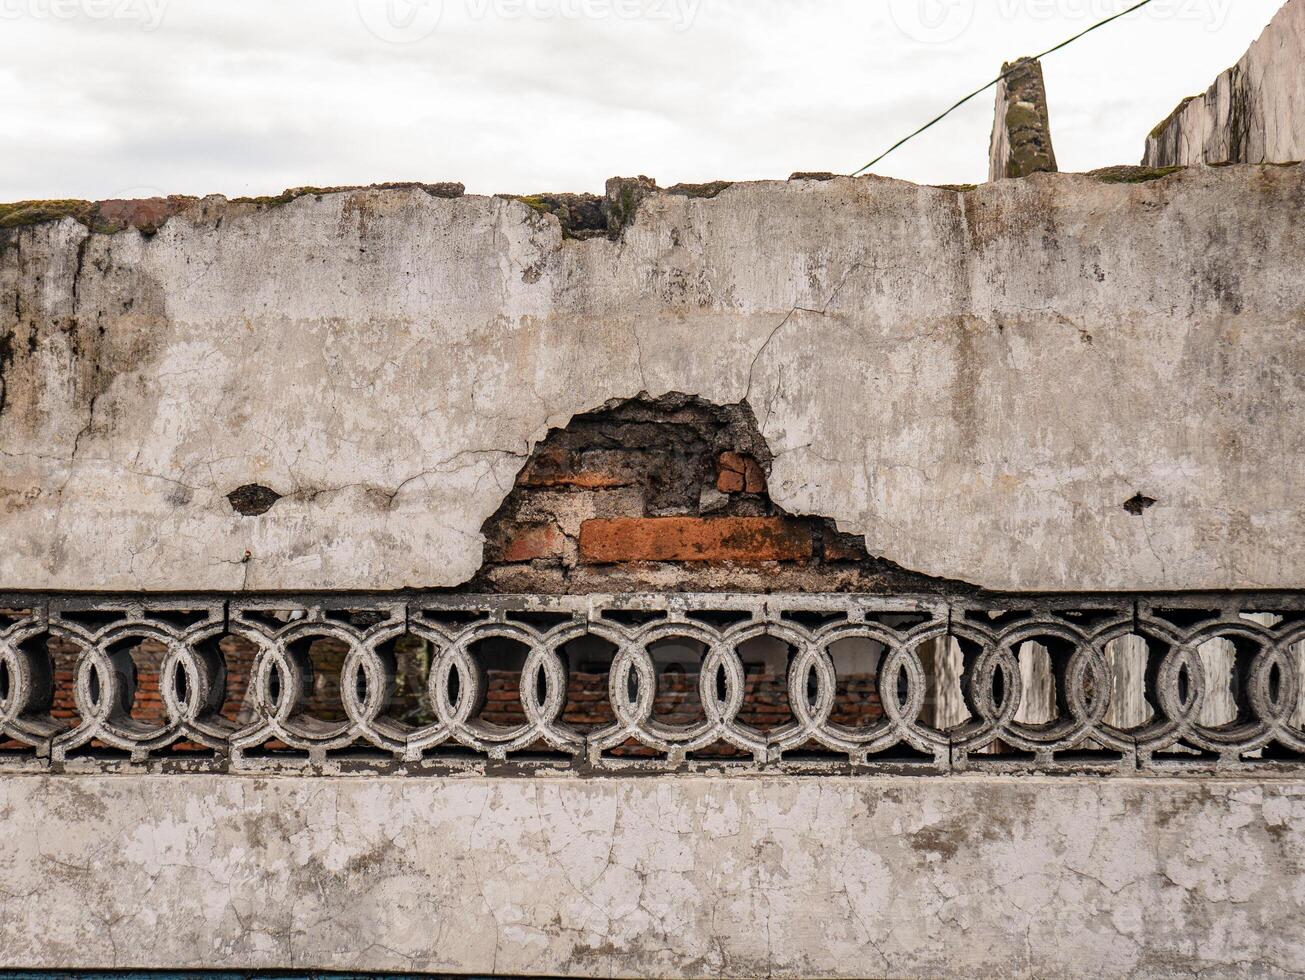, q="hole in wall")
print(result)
[1123,492,1157,516]
[227,484,283,517]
